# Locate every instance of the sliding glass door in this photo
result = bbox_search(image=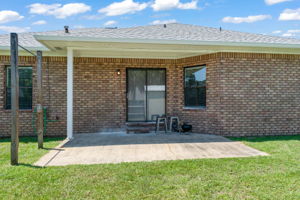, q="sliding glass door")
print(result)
[127,69,166,122]
[146,69,166,121]
[127,69,147,121]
